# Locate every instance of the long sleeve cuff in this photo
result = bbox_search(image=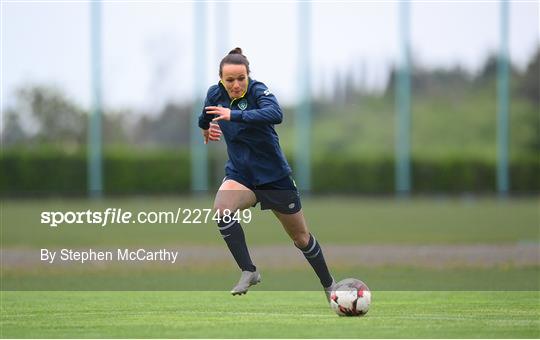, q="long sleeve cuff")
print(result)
[199,120,210,130]
[230,110,244,122]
